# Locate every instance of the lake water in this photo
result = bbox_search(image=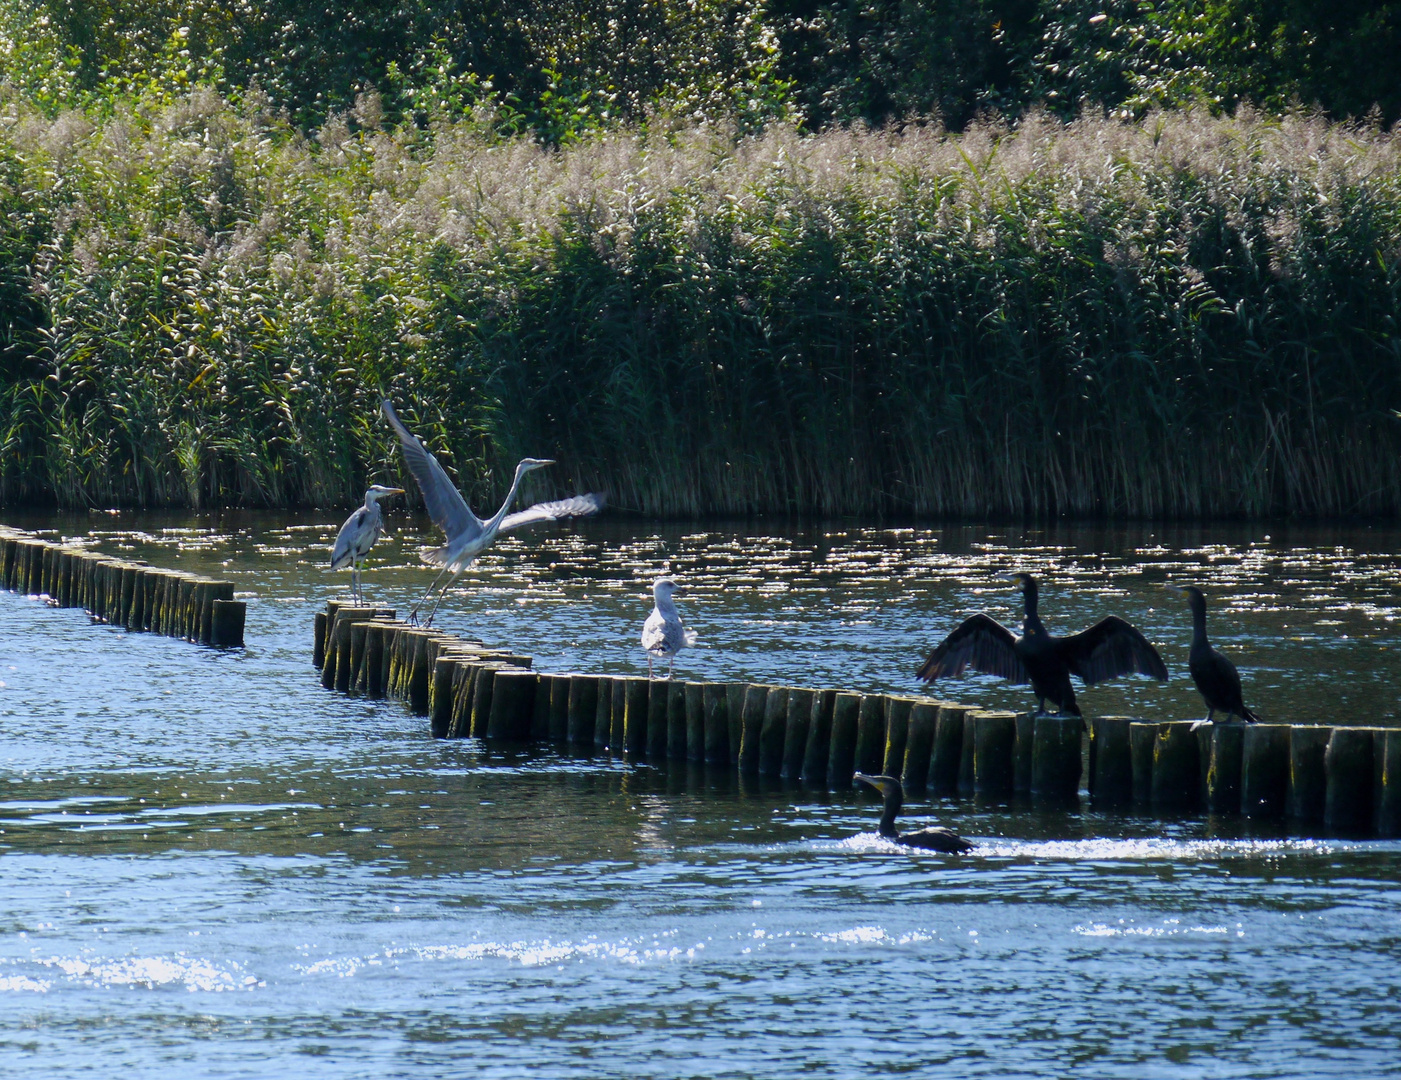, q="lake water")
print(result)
[2,512,1399,1077]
